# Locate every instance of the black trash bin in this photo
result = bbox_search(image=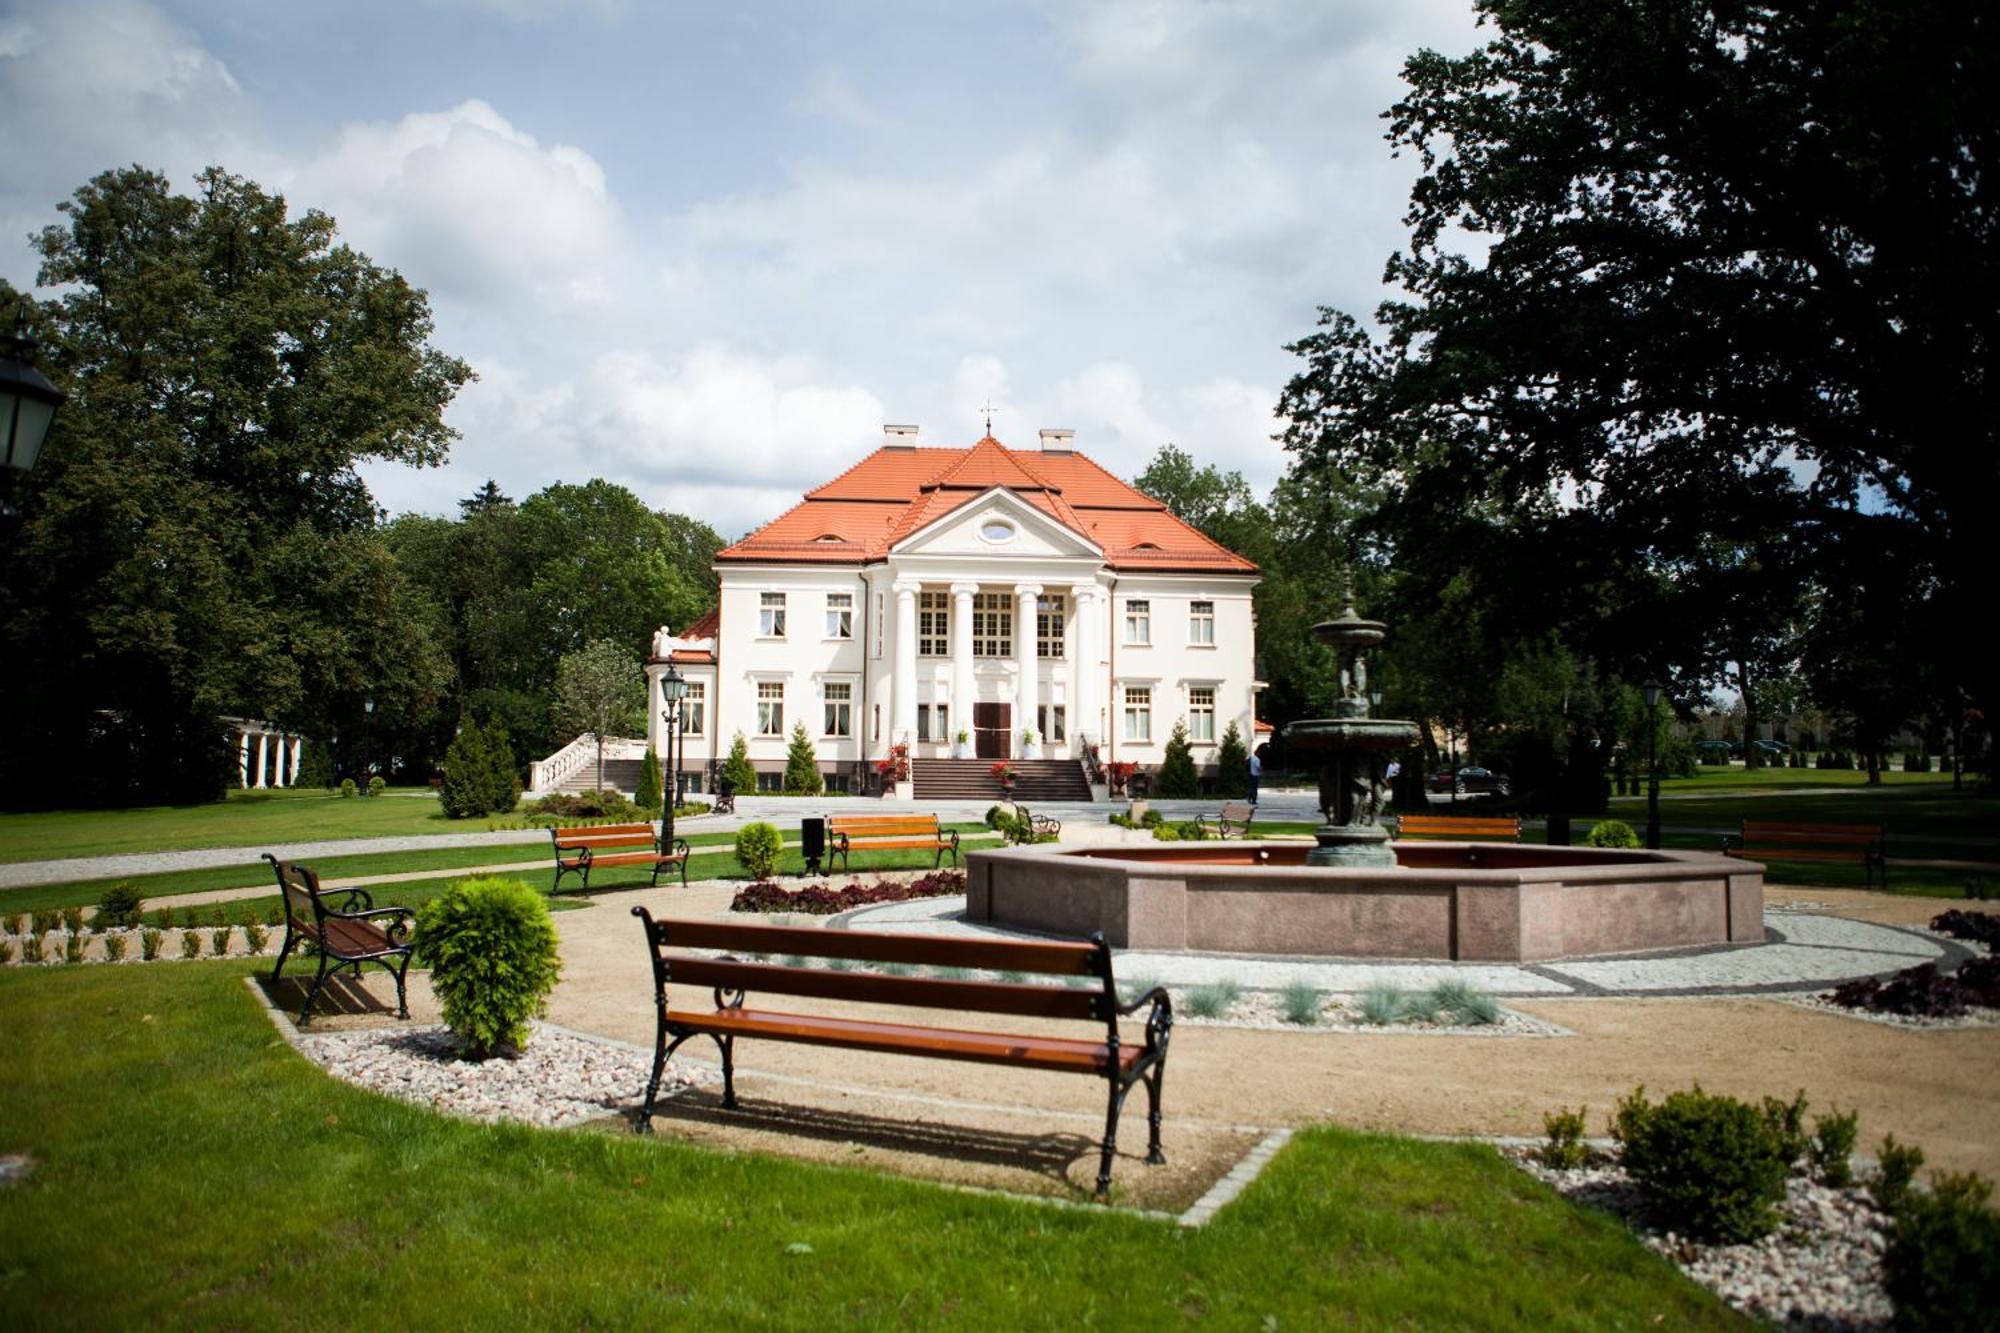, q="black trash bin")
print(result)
[800,816,826,877]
